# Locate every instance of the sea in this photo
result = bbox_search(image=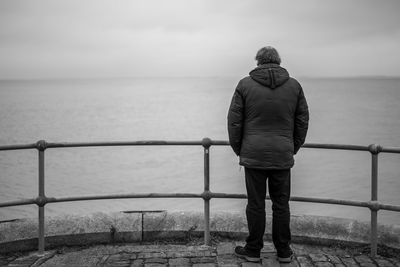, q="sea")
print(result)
[0,76,399,226]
